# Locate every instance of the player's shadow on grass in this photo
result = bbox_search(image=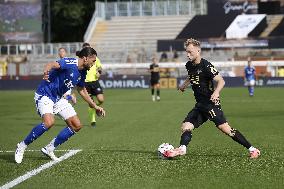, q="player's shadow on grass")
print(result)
[0,154,15,163]
[91,149,182,161]
[93,149,244,161]
[0,153,52,163]
[93,149,154,155]
[189,153,243,158]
